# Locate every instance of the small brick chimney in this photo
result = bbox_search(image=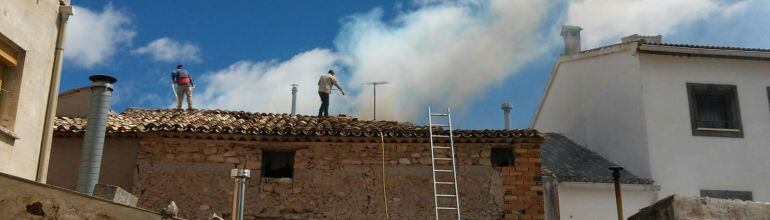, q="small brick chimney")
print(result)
[561,25,582,55]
